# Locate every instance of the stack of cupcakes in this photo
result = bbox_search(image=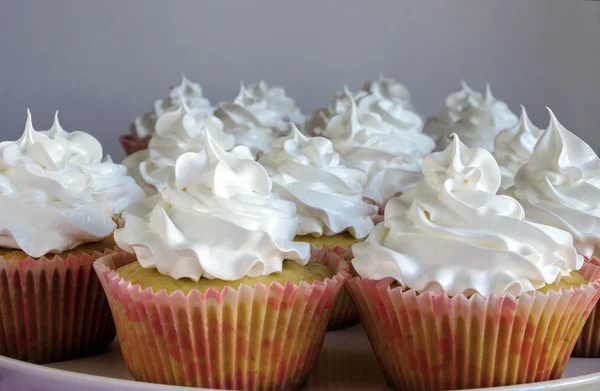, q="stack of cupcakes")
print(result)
[85,74,600,390]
